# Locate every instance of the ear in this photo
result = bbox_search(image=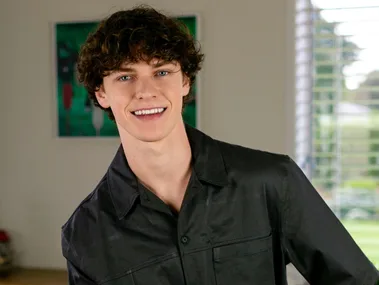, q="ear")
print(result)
[182,76,191,97]
[95,86,110,108]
